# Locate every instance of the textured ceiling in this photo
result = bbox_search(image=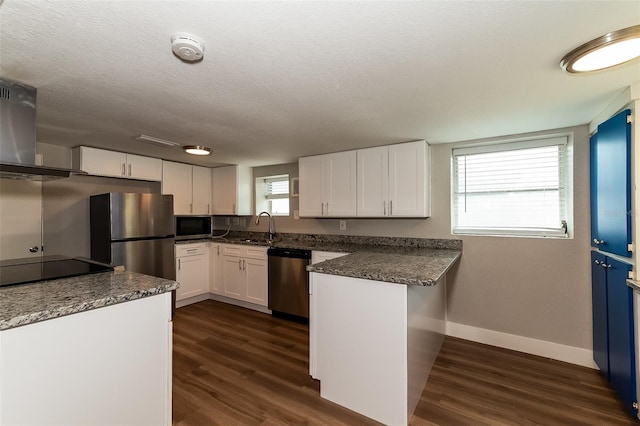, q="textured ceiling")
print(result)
[0,1,639,167]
